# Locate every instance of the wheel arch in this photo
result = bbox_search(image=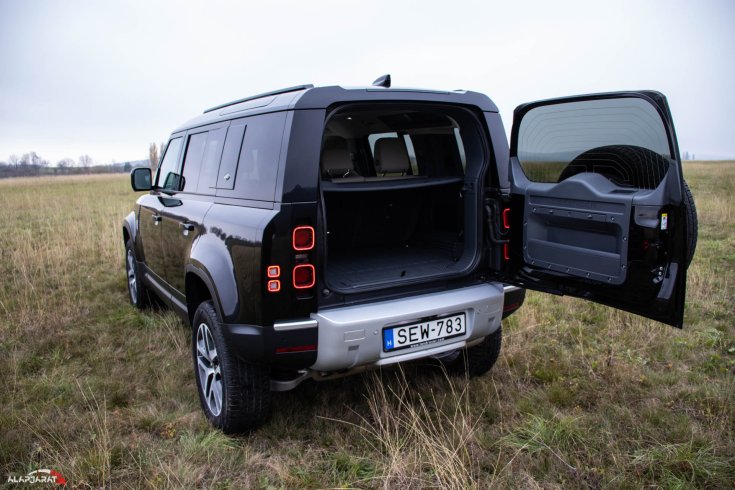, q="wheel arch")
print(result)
[185,264,224,327]
[122,211,136,245]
